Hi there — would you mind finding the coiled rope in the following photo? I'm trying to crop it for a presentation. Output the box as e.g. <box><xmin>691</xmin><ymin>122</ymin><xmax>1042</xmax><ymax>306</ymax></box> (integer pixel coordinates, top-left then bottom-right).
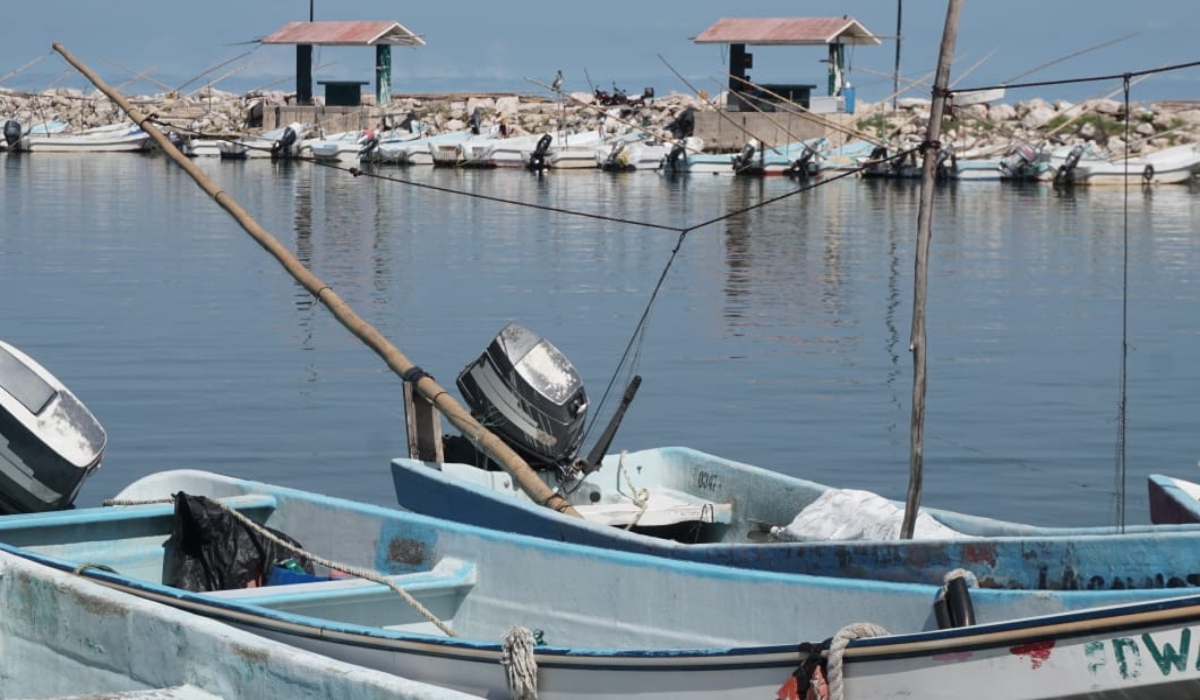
<box><xmin>102</xmin><ymin>496</ymin><xmax>456</xmax><ymax>637</ymax></box>
<box><xmin>500</xmin><ymin>625</ymin><xmax>539</xmax><ymax>700</ymax></box>
<box><xmin>825</xmin><ymin>622</ymin><xmax>890</xmax><ymax>700</ymax></box>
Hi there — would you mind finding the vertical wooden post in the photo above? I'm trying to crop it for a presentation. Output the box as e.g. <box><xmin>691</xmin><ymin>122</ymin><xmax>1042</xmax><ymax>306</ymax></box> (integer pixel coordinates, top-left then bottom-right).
<box><xmin>404</xmin><ymin>383</ymin><xmax>444</xmax><ymax>462</ymax></box>
<box><xmin>375</xmin><ymin>45</ymin><xmax>391</xmax><ymax>107</ymax></box>
<box><xmin>901</xmin><ymin>0</ymin><xmax>963</xmax><ymax>540</ymax></box>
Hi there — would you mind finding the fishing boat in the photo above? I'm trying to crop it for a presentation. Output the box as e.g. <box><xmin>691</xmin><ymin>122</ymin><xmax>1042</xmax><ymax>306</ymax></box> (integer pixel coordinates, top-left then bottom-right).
<box><xmin>217</xmin><ymin>122</ymin><xmax>307</xmax><ymax>160</ymax></box>
<box><xmin>388</xmin><ymin>270</ymin><xmax>1200</xmax><ymax>593</ymax></box>
<box><xmin>730</xmin><ymin>137</ymin><xmax>828</xmax><ymax>178</ymax></box>
<box><xmin>301</xmin><ymin>129</ymin><xmax>367</xmax><ymax>163</ymax></box>
<box><xmin>1148</xmin><ymin>474</ymin><xmax>1200</xmax><ymax>524</ymax></box>
<box><xmin>1053</xmin><ymin>142</ymin><xmax>1200</xmax><ymax>186</ymax></box>
<box><xmin>0</xmin><ymin>548</ymin><xmax>476</xmax><ymax>700</ymax></box>
<box><xmin>2</xmin><ymin>469</ymin><xmax>1199</xmax><ymax>700</ymax></box>
<box><xmin>0</xmin><ymin>339</ymin><xmax>106</xmax><ymax>514</ymax></box>
<box><xmin>12</xmin><ymin>122</ymin><xmax>152</xmax><ymax>153</ymax></box>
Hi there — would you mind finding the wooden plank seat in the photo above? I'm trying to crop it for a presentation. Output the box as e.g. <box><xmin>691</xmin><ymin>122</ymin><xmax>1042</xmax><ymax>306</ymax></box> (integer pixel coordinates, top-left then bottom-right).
<box><xmin>574</xmin><ymin>490</ymin><xmax>733</xmax><ymax>528</ymax></box>
<box><xmin>205</xmin><ymin>557</ymin><xmax>476</xmax><ymax>603</ymax></box>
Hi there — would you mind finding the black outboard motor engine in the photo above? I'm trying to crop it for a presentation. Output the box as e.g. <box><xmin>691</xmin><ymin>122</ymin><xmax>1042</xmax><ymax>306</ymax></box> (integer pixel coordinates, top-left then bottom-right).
<box><xmin>456</xmin><ymin>323</ymin><xmax>589</xmax><ymax>470</ymax></box>
<box><xmin>399</xmin><ymin>110</ymin><xmax>418</xmax><ymax>133</ymax></box>
<box><xmin>787</xmin><ymin>144</ymin><xmax>819</xmax><ymax>180</ymax></box>
<box><xmin>665</xmin><ymin>143</ymin><xmax>687</xmax><ymax>172</ymax></box>
<box><xmin>271</xmin><ymin>125</ymin><xmax>298</xmax><ymax>159</ymax></box>
<box><xmin>666</xmin><ymin>107</ymin><xmax>695</xmax><ymax>140</ymax></box>
<box><xmin>469</xmin><ymin>107</ymin><xmax>483</xmax><ymax>136</ymax></box>
<box><xmin>3</xmin><ymin>119</ymin><xmax>22</xmax><ymax>148</ymax></box>
<box><xmin>1054</xmin><ymin>144</ymin><xmax>1086</xmax><ymax>186</ymax></box>
<box><xmin>732</xmin><ymin>139</ymin><xmax>758</xmax><ymax>172</ymax></box>
<box><xmin>526</xmin><ymin>133</ymin><xmax>554</xmax><ymax>172</ymax></box>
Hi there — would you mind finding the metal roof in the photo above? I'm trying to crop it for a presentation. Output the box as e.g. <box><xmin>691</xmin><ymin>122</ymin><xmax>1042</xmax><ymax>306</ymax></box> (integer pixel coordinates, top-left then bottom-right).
<box><xmin>261</xmin><ymin>21</ymin><xmax>426</xmax><ymax>47</ymax></box>
<box><xmin>692</xmin><ymin>17</ymin><xmax>880</xmax><ymax>46</ymax></box>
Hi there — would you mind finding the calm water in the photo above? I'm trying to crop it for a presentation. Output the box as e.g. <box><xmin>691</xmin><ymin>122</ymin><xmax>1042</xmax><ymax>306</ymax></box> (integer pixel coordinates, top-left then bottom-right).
<box><xmin>3</xmin><ymin>152</ymin><xmax>1199</xmax><ymax>526</ymax></box>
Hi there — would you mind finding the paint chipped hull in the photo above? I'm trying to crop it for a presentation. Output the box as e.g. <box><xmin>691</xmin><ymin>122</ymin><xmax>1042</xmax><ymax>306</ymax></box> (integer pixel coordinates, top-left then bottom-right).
<box><xmin>392</xmin><ymin>446</ymin><xmax>1200</xmax><ymax>593</ymax></box>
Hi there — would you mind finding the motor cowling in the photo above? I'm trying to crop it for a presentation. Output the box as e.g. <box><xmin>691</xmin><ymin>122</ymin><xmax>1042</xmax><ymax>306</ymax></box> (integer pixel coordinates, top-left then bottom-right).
<box><xmin>1054</xmin><ymin>144</ymin><xmax>1087</xmax><ymax>185</ymax></box>
<box><xmin>358</xmin><ymin>131</ymin><xmax>379</xmax><ymax>156</ymax></box>
<box><xmin>469</xmin><ymin>107</ymin><xmax>483</xmax><ymax>135</ymax></box>
<box><xmin>787</xmin><ymin>145</ymin><xmax>818</xmax><ymax>180</ymax></box>
<box><xmin>733</xmin><ymin>139</ymin><xmax>758</xmax><ymax>171</ymax></box>
<box><xmin>271</xmin><ymin>126</ymin><xmax>298</xmax><ymax>158</ymax></box>
<box><xmin>666</xmin><ymin>143</ymin><xmax>686</xmax><ymax>171</ymax></box>
<box><xmin>526</xmin><ymin>133</ymin><xmax>554</xmax><ymax>172</ymax></box>
<box><xmin>3</xmin><ymin>119</ymin><xmax>21</xmax><ymax>148</ymax></box>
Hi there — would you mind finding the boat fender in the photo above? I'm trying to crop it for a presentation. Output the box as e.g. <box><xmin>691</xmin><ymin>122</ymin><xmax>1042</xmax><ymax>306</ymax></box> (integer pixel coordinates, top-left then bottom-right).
<box><xmin>3</xmin><ymin>119</ymin><xmax>21</xmax><ymax>147</ymax></box>
<box><xmin>1143</xmin><ymin>163</ymin><xmax>1155</xmax><ymax>182</ymax></box>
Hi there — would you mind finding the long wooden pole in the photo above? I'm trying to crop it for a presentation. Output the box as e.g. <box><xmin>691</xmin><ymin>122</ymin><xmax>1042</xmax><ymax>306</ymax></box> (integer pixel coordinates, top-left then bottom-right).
<box><xmin>52</xmin><ymin>42</ymin><xmax>581</xmax><ymax>518</ymax></box>
<box><xmin>900</xmin><ymin>0</ymin><xmax>963</xmax><ymax>540</ymax></box>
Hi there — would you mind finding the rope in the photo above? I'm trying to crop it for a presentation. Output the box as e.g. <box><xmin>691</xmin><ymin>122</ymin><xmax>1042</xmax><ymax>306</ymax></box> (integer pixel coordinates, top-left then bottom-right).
<box><xmin>826</xmin><ymin>622</ymin><xmax>889</xmax><ymax>700</ymax></box>
<box><xmin>616</xmin><ymin>451</ymin><xmax>650</xmax><ymax>530</ymax></box>
<box><xmin>500</xmin><ymin>625</ymin><xmax>539</xmax><ymax>700</ymax></box>
<box><xmin>943</xmin><ymin>568</ymin><xmax>978</xmax><ymax>588</ymax></box>
<box><xmin>102</xmin><ymin>496</ymin><xmax>457</xmax><ymax>637</ymax></box>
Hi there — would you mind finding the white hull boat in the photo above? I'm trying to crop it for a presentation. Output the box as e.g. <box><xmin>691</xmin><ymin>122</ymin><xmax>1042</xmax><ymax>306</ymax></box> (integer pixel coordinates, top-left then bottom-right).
<box><xmin>218</xmin><ymin>123</ymin><xmax>307</xmax><ymax>160</ymax></box>
<box><xmin>1</xmin><ymin>549</ymin><xmax>476</xmax><ymax>699</ymax></box>
<box><xmin>1055</xmin><ymin>143</ymin><xmax>1200</xmax><ymax>186</ymax></box>
<box><xmin>15</xmin><ymin>123</ymin><xmax>152</xmax><ymax>153</ymax></box>
<box><xmin>1</xmin><ymin>469</ymin><xmax>1198</xmax><ymax>700</ymax></box>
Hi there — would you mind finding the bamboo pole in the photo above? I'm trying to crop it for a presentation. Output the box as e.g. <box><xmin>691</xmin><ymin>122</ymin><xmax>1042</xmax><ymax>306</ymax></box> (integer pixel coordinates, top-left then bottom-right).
<box><xmin>52</xmin><ymin>41</ymin><xmax>582</xmax><ymax>518</ymax></box>
<box><xmin>901</xmin><ymin>0</ymin><xmax>963</xmax><ymax>540</ymax></box>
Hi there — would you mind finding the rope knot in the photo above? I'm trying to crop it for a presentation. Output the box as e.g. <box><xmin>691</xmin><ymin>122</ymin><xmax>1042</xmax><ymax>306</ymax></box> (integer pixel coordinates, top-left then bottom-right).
<box><xmin>500</xmin><ymin>625</ymin><xmax>539</xmax><ymax>700</ymax></box>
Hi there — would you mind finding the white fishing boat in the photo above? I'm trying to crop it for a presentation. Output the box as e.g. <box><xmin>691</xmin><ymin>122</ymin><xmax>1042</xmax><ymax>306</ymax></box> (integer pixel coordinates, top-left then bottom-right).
<box><xmin>13</xmin><ymin>122</ymin><xmax>152</xmax><ymax>153</ymax></box>
<box><xmin>218</xmin><ymin>122</ymin><xmax>307</xmax><ymax>160</ymax></box>
<box><xmin>1</xmin><ymin>549</ymin><xmax>477</xmax><ymax>700</ymax></box>
<box><xmin>1054</xmin><ymin>142</ymin><xmax>1200</xmax><ymax>186</ymax></box>
<box><xmin>302</xmin><ymin>129</ymin><xmax>367</xmax><ymax>163</ymax></box>
<box><xmin>523</xmin><ymin>130</ymin><xmax>606</xmax><ymax>170</ymax></box>
<box><xmin>1</xmin><ymin>469</ymin><xmax>1198</xmax><ymax>700</ymax></box>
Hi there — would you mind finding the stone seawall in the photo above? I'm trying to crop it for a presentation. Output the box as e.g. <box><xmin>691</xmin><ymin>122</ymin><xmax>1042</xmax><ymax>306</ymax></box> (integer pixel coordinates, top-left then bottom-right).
<box><xmin>2</xmin><ymin>85</ymin><xmax>1197</xmax><ymax>157</ymax></box>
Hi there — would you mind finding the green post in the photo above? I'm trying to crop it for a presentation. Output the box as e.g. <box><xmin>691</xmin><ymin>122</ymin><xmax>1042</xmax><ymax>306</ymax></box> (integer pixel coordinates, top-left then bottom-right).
<box><xmin>376</xmin><ymin>45</ymin><xmax>392</xmax><ymax>107</ymax></box>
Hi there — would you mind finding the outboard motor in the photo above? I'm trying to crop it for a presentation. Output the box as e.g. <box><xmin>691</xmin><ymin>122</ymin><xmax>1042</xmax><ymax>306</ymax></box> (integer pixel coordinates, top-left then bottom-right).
<box><xmin>166</xmin><ymin>131</ymin><xmax>186</xmax><ymax>153</ymax></box>
<box><xmin>934</xmin><ymin>144</ymin><xmax>955</xmax><ymax>180</ymax></box>
<box><xmin>358</xmin><ymin>130</ymin><xmax>380</xmax><ymax>157</ymax></box>
<box><xmin>3</xmin><ymin>119</ymin><xmax>22</xmax><ymax>148</ymax></box>
<box><xmin>469</xmin><ymin>107</ymin><xmax>483</xmax><ymax>136</ymax></box>
<box><xmin>732</xmin><ymin>139</ymin><xmax>759</xmax><ymax>173</ymax></box>
<box><xmin>456</xmin><ymin>323</ymin><xmax>589</xmax><ymax>470</ymax></box>
<box><xmin>399</xmin><ymin>110</ymin><xmax>418</xmax><ymax>134</ymax></box>
<box><xmin>603</xmin><ymin>139</ymin><xmax>628</xmax><ymax>170</ymax></box>
<box><xmin>786</xmin><ymin>144</ymin><xmax>819</xmax><ymax>180</ymax></box>
<box><xmin>665</xmin><ymin>143</ymin><xmax>687</xmax><ymax>172</ymax></box>
<box><xmin>666</xmin><ymin>107</ymin><xmax>696</xmax><ymax>140</ymax></box>
<box><xmin>271</xmin><ymin>125</ymin><xmax>298</xmax><ymax>159</ymax></box>
<box><xmin>526</xmin><ymin>133</ymin><xmax>554</xmax><ymax>172</ymax></box>
<box><xmin>1053</xmin><ymin>144</ymin><xmax>1086</xmax><ymax>186</ymax></box>
<box><xmin>999</xmin><ymin>143</ymin><xmax>1037</xmax><ymax>180</ymax></box>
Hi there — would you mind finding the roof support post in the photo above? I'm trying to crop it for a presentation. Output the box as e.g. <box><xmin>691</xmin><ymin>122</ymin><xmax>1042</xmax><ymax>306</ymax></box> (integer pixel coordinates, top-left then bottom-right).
<box><xmin>376</xmin><ymin>45</ymin><xmax>391</xmax><ymax>107</ymax></box>
<box><xmin>296</xmin><ymin>44</ymin><xmax>313</xmax><ymax>105</ymax></box>
<box><xmin>728</xmin><ymin>43</ymin><xmax>749</xmax><ymax>112</ymax></box>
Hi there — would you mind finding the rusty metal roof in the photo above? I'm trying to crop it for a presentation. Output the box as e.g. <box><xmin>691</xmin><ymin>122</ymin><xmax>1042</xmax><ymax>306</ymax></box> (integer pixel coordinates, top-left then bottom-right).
<box><xmin>692</xmin><ymin>17</ymin><xmax>879</xmax><ymax>46</ymax></box>
<box><xmin>261</xmin><ymin>21</ymin><xmax>425</xmax><ymax>47</ymax></box>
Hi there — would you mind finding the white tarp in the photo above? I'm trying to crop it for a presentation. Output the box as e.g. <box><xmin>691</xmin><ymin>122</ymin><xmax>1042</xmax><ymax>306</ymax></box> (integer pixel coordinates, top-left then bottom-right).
<box><xmin>770</xmin><ymin>488</ymin><xmax>965</xmax><ymax>541</ymax></box>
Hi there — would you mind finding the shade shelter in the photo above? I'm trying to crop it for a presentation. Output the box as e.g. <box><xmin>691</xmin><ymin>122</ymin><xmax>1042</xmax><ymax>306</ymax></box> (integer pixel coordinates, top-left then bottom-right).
<box><xmin>692</xmin><ymin>17</ymin><xmax>879</xmax><ymax>112</ymax></box>
<box><xmin>261</xmin><ymin>21</ymin><xmax>425</xmax><ymax>106</ymax></box>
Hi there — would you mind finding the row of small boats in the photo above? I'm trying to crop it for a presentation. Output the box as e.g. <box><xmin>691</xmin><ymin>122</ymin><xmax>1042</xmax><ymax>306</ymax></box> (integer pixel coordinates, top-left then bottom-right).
<box><xmin>5</xmin><ymin>114</ymin><xmax>1199</xmax><ymax>185</ymax></box>
<box><xmin>9</xmin><ymin>328</ymin><xmax>1200</xmax><ymax>698</ymax></box>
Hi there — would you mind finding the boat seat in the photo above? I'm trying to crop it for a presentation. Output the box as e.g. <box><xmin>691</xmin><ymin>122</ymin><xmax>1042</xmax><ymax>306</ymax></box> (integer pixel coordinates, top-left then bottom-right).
<box><xmin>205</xmin><ymin>556</ymin><xmax>476</xmax><ymax>603</ymax></box>
<box><xmin>574</xmin><ymin>489</ymin><xmax>733</xmax><ymax>528</ymax></box>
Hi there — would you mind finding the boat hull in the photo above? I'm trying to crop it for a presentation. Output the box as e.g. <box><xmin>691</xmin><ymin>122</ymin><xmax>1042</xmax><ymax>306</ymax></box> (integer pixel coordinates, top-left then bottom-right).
<box><xmin>1149</xmin><ymin>474</ymin><xmax>1200</xmax><ymax>524</ymax></box>
<box><xmin>391</xmin><ymin>446</ymin><xmax>1200</xmax><ymax>591</ymax></box>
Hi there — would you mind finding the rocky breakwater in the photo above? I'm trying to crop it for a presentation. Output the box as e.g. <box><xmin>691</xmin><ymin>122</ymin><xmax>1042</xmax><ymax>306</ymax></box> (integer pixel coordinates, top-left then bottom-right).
<box><xmin>2</xmin><ymin>84</ymin><xmax>1198</xmax><ymax>159</ymax></box>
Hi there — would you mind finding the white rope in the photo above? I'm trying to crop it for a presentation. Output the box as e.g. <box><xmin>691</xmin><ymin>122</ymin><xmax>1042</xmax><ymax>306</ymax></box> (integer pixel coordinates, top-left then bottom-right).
<box><xmin>103</xmin><ymin>496</ymin><xmax>457</xmax><ymax>637</ymax></box>
<box><xmin>943</xmin><ymin>567</ymin><xmax>978</xmax><ymax>588</ymax></box>
<box><xmin>616</xmin><ymin>451</ymin><xmax>650</xmax><ymax>531</ymax></box>
<box><xmin>826</xmin><ymin>622</ymin><xmax>889</xmax><ymax>700</ymax></box>
<box><xmin>500</xmin><ymin>625</ymin><xmax>539</xmax><ymax>700</ymax></box>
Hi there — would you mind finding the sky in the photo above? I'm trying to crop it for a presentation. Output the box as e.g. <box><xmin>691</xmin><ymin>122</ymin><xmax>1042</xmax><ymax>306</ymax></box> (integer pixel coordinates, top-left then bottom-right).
<box><xmin>2</xmin><ymin>1</ymin><xmax>1198</xmax><ymax>106</ymax></box>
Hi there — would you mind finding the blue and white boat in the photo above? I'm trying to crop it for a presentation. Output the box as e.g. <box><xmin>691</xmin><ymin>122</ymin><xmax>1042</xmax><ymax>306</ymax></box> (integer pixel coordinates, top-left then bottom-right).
<box><xmin>393</xmin><ymin>445</ymin><xmax>1200</xmax><ymax>591</ymax></box>
<box><xmin>0</xmin><ymin>548</ymin><xmax>477</xmax><ymax>700</ymax></box>
<box><xmin>3</xmin><ymin>468</ymin><xmax>1200</xmax><ymax>699</ymax></box>
<box><xmin>1149</xmin><ymin>474</ymin><xmax>1200</xmax><ymax>524</ymax></box>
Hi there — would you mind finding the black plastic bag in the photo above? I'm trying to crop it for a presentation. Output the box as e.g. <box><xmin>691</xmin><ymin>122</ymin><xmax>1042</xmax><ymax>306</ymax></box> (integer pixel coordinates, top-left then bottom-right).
<box><xmin>166</xmin><ymin>492</ymin><xmax>313</xmax><ymax>592</ymax></box>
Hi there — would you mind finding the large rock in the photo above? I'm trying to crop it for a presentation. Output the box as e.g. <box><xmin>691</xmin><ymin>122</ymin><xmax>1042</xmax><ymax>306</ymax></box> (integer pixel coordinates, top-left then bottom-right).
<box><xmin>1021</xmin><ymin>104</ymin><xmax>1057</xmax><ymax>130</ymax></box>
